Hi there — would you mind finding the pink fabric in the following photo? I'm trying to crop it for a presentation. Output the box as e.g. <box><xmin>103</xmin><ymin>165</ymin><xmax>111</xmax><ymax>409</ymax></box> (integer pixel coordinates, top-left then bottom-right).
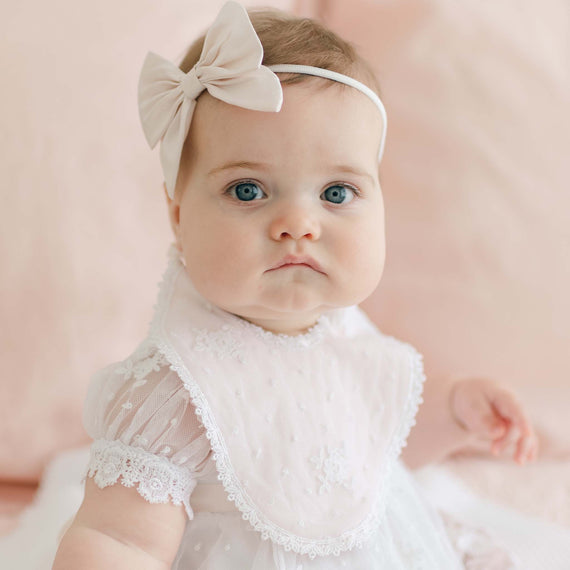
<box><xmin>0</xmin><ymin>0</ymin><xmax>291</xmax><ymax>484</ymax></box>
<box><xmin>297</xmin><ymin>0</ymin><xmax>570</xmax><ymax>457</ymax></box>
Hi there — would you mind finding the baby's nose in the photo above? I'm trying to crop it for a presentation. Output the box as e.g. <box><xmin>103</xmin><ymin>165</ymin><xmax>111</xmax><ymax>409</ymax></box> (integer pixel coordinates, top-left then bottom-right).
<box><xmin>269</xmin><ymin>204</ymin><xmax>321</xmax><ymax>241</ymax></box>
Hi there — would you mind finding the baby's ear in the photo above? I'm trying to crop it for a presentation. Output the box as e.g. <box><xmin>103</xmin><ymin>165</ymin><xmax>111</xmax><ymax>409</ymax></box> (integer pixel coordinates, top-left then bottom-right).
<box><xmin>164</xmin><ymin>183</ymin><xmax>182</xmax><ymax>252</ymax></box>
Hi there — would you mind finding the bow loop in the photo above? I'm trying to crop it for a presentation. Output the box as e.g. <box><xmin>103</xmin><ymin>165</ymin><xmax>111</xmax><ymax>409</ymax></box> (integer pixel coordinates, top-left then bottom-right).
<box><xmin>198</xmin><ymin>0</ymin><xmax>264</xmax><ymax>73</ymax></box>
<box><xmin>138</xmin><ymin>51</ymin><xmax>188</xmax><ymax>149</ymax></box>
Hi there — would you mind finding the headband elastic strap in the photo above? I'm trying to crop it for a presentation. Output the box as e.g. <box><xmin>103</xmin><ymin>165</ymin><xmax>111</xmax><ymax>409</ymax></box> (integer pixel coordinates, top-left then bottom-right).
<box><xmin>269</xmin><ymin>64</ymin><xmax>387</xmax><ymax>161</ymax></box>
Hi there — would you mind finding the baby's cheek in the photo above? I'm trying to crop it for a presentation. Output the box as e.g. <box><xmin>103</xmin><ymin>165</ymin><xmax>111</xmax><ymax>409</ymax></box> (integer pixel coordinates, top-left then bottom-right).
<box><xmin>198</xmin><ymin>234</ymin><xmax>259</xmax><ymax>299</ymax></box>
<box><xmin>348</xmin><ymin>238</ymin><xmax>385</xmax><ymax>298</ymax></box>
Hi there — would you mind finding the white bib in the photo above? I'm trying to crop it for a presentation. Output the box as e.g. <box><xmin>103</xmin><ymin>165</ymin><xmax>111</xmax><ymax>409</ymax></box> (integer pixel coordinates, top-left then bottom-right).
<box><xmin>147</xmin><ymin>247</ymin><xmax>425</xmax><ymax>558</ymax></box>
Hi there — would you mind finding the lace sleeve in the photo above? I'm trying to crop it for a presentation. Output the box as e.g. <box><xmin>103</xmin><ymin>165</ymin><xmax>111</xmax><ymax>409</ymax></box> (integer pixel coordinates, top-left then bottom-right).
<box><xmin>82</xmin><ymin>342</ymin><xmax>211</xmax><ymax>519</ymax></box>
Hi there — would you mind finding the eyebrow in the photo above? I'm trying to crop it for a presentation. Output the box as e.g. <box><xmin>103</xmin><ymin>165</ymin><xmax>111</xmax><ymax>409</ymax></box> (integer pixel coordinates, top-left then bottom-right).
<box><xmin>208</xmin><ymin>161</ymin><xmax>270</xmax><ymax>176</ymax></box>
<box><xmin>334</xmin><ymin>165</ymin><xmax>376</xmax><ymax>184</ymax></box>
<box><xmin>207</xmin><ymin>161</ymin><xmax>376</xmax><ymax>183</ymax></box>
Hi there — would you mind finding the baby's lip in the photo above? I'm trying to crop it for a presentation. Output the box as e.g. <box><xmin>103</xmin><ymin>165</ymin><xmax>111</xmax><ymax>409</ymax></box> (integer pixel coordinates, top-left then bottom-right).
<box><xmin>268</xmin><ymin>254</ymin><xmax>325</xmax><ymax>274</ymax></box>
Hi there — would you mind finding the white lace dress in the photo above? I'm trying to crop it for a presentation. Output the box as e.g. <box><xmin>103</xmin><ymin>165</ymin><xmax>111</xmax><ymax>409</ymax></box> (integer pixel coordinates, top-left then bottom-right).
<box><xmin>82</xmin><ymin>341</ymin><xmax>516</xmax><ymax>570</ymax></box>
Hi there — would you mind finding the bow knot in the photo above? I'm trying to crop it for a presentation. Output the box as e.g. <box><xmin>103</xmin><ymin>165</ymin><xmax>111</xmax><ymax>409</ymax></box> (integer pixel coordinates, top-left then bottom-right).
<box><xmin>181</xmin><ymin>68</ymin><xmax>204</xmax><ymax>100</ymax></box>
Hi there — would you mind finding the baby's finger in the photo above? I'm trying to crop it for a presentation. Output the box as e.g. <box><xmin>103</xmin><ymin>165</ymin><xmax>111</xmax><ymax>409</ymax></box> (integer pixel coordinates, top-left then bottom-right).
<box><xmin>489</xmin><ymin>420</ymin><xmax>509</xmax><ymax>455</ymax></box>
<box><xmin>523</xmin><ymin>432</ymin><xmax>539</xmax><ymax>463</ymax></box>
<box><xmin>490</xmin><ymin>420</ymin><xmax>516</xmax><ymax>454</ymax></box>
<box><xmin>529</xmin><ymin>436</ymin><xmax>540</xmax><ymax>462</ymax></box>
<box><xmin>491</xmin><ymin>392</ymin><xmax>533</xmax><ymax>440</ymax></box>
<box><xmin>514</xmin><ymin>434</ymin><xmax>530</xmax><ymax>464</ymax></box>
<box><xmin>514</xmin><ymin>432</ymin><xmax>538</xmax><ymax>464</ymax></box>
<box><xmin>491</xmin><ymin>440</ymin><xmax>502</xmax><ymax>456</ymax></box>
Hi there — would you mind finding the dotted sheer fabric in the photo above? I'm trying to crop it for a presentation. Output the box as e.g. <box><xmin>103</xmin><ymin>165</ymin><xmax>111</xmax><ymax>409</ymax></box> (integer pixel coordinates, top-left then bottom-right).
<box><xmin>82</xmin><ymin>341</ymin><xmax>213</xmax><ymax>518</ymax></box>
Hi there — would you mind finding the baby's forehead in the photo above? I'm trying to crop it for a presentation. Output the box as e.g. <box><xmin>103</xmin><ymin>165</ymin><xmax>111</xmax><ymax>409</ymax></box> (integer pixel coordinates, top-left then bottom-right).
<box><xmin>189</xmin><ymin>84</ymin><xmax>383</xmax><ymax>167</ymax></box>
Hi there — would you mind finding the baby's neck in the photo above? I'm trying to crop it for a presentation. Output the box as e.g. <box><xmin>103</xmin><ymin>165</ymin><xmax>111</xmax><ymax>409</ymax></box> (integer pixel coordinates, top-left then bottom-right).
<box><xmin>235</xmin><ymin>314</ymin><xmax>322</xmax><ymax>336</ymax></box>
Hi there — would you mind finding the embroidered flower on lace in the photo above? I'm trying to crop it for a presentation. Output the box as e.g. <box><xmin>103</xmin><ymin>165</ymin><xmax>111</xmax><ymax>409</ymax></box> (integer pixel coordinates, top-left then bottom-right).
<box><xmin>191</xmin><ymin>326</ymin><xmax>248</xmax><ymax>363</ymax></box>
<box><xmin>86</xmin><ymin>439</ymin><xmax>195</xmax><ymax>510</ymax></box>
<box><xmin>115</xmin><ymin>342</ymin><xmax>168</xmax><ymax>382</ymax></box>
<box><xmin>310</xmin><ymin>444</ymin><xmax>354</xmax><ymax>495</ymax></box>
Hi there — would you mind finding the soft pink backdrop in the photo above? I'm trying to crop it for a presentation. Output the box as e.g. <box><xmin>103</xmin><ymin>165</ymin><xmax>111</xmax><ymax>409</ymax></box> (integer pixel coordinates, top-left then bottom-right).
<box><xmin>304</xmin><ymin>0</ymin><xmax>570</xmax><ymax>525</ymax></box>
<box><xmin>0</xmin><ymin>0</ymin><xmax>291</xmax><ymax>485</ymax></box>
<box><xmin>314</xmin><ymin>0</ymin><xmax>570</xmax><ymax>458</ymax></box>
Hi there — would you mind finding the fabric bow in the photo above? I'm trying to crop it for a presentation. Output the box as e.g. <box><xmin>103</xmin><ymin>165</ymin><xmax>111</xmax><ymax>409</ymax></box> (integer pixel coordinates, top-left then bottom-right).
<box><xmin>138</xmin><ymin>1</ymin><xmax>283</xmax><ymax>198</ymax></box>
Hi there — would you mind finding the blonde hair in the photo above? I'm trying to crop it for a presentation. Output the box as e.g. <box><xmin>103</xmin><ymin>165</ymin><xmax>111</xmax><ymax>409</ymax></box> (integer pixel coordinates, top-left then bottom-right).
<box><xmin>180</xmin><ymin>9</ymin><xmax>380</xmax><ymax>94</ymax></box>
<box><xmin>174</xmin><ymin>8</ymin><xmax>381</xmax><ymax>196</ymax></box>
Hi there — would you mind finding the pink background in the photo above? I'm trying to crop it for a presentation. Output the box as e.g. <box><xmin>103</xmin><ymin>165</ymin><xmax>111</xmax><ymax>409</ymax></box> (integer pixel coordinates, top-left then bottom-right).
<box><xmin>321</xmin><ymin>0</ymin><xmax>570</xmax><ymax>458</ymax></box>
<box><xmin>0</xmin><ymin>0</ymin><xmax>290</xmax><ymax>484</ymax></box>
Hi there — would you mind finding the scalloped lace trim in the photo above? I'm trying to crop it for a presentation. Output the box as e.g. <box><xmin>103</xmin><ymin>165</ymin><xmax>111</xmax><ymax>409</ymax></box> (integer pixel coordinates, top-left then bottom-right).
<box><xmin>145</xmin><ymin>245</ymin><xmax>427</xmax><ymax>558</ymax></box>
<box><xmin>84</xmin><ymin>439</ymin><xmax>197</xmax><ymax>519</ymax></box>
<box><xmin>391</xmin><ymin>339</ymin><xmax>426</xmax><ymax>458</ymax></box>
<box><xmin>229</xmin><ymin>311</ymin><xmax>332</xmax><ymax>349</ymax></box>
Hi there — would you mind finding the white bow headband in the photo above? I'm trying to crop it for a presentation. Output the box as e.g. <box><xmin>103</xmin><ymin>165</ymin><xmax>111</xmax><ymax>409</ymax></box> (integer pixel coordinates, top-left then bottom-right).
<box><xmin>138</xmin><ymin>1</ymin><xmax>388</xmax><ymax>199</ymax></box>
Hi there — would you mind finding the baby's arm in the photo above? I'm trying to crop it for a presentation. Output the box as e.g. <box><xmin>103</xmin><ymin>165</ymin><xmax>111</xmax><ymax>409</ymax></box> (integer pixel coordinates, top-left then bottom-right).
<box><xmin>52</xmin><ymin>477</ymin><xmax>186</xmax><ymax>569</ymax></box>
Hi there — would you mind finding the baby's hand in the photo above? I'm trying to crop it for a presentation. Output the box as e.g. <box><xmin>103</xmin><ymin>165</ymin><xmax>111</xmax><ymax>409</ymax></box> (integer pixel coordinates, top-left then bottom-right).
<box><xmin>449</xmin><ymin>378</ymin><xmax>538</xmax><ymax>465</ymax></box>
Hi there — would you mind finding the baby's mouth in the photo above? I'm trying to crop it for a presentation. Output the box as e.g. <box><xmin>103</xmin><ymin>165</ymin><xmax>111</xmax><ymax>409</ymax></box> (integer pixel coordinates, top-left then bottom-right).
<box><xmin>268</xmin><ymin>254</ymin><xmax>325</xmax><ymax>274</ymax></box>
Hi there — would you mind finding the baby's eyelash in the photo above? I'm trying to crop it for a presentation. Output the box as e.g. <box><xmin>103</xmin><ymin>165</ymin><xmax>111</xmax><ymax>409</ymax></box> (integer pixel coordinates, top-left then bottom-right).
<box><xmin>224</xmin><ymin>179</ymin><xmax>258</xmax><ymax>192</ymax></box>
<box><xmin>336</xmin><ymin>183</ymin><xmax>361</xmax><ymax>196</ymax></box>
<box><xmin>222</xmin><ymin>180</ymin><xmax>362</xmax><ymax>203</ymax></box>
<box><xmin>223</xmin><ymin>180</ymin><xmax>267</xmax><ymax>202</ymax></box>
<box><xmin>321</xmin><ymin>183</ymin><xmax>362</xmax><ymax>205</ymax></box>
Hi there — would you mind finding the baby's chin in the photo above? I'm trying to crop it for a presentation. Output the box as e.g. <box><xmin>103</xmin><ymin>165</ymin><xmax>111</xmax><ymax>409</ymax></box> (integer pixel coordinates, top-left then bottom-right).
<box><xmin>220</xmin><ymin>296</ymin><xmax>363</xmax><ymax>335</ymax></box>
<box><xmin>233</xmin><ymin>312</ymin><xmax>325</xmax><ymax>336</ymax></box>
<box><xmin>228</xmin><ymin>304</ymin><xmax>325</xmax><ymax>325</ymax></box>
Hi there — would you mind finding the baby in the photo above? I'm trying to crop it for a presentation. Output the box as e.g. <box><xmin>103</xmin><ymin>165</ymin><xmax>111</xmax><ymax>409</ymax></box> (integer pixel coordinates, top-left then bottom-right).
<box><xmin>53</xmin><ymin>3</ymin><xmax>536</xmax><ymax>568</ymax></box>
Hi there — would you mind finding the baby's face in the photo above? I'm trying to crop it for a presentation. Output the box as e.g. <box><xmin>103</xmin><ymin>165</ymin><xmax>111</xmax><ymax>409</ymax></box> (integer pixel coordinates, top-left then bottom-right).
<box><xmin>169</xmin><ymin>81</ymin><xmax>385</xmax><ymax>335</ymax></box>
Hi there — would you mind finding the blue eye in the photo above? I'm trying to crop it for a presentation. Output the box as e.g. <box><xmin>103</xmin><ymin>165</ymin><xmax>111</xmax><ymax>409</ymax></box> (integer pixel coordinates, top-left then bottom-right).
<box><xmin>321</xmin><ymin>185</ymin><xmax>356</xmax><ymax>204</ymax></box>
<box><xmin>230</xmin><ymin>182</ymin><xmax>264</xmax><ymax>202</ymax></box>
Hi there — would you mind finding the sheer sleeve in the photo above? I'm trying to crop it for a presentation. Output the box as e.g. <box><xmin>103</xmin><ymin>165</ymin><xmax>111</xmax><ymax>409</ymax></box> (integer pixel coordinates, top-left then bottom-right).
<box><xmin>82</xmin><ymin>342</ymin><xmax>211</xmax><ymax>519</ymax></box>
